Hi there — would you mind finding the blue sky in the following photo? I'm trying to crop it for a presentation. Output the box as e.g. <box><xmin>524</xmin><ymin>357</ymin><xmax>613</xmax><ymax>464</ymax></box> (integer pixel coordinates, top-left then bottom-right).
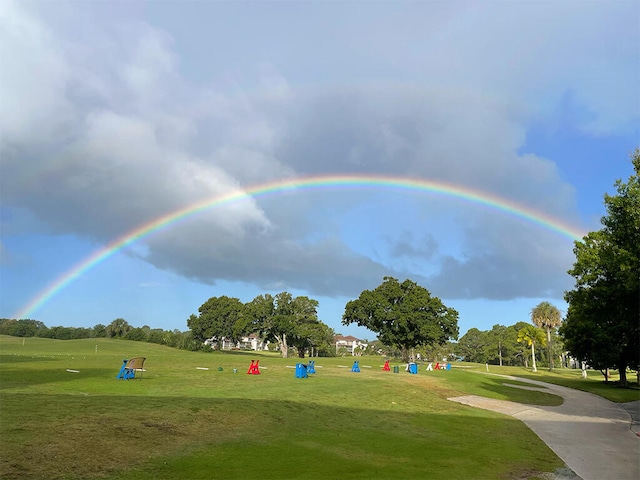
<box><xmin>1</xmin><ymin>0</ymin><xmax>638</xmax><ymax>340</ymax></box>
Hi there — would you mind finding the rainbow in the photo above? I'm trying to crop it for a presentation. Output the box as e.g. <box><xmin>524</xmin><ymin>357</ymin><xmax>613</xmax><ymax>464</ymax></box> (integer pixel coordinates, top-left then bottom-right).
<box><xmin>14</xmin><ymin>174</ymin><xmax>586</xmax><ymax>319</ymax></box>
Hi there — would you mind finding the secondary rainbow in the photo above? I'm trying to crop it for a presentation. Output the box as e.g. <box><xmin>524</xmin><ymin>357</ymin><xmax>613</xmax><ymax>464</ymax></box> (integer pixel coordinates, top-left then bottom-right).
<box><xmin>14</xmin><ymin>174</ymin><xmax>587</xmax><ymax>319</ymax></box>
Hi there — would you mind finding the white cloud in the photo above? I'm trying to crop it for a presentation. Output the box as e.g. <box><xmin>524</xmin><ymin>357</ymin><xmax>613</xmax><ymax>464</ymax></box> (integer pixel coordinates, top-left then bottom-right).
<box><xmin>1</xmin><ymin>1</ymin><xmax>635</xmax><ymax>305</ymax></box>
<box><xmin>0</xmin><ymin>0</ymin><xmax>72</xmax><ymax>147</ymax></box>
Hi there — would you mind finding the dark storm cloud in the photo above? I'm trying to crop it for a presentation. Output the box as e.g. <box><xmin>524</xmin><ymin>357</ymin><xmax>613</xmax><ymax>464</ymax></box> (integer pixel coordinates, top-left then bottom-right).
<box><xmin>2</xmin><ymin>0</ymin><xmax>634</xmax><ymax>304</ymax></box>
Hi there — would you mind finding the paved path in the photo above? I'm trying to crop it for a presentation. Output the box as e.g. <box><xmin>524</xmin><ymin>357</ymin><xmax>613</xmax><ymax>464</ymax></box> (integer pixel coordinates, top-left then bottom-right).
<box><xmin>448</xmin><ymin>374</ymin><xmax>640</xmax><ymax>480</ymax></box>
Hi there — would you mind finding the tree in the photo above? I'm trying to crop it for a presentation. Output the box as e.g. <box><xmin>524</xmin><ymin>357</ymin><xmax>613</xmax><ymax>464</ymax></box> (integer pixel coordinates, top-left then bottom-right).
<box><xmin>421</xmin><ymin>341</ymin><xmax>457</xmax><ymax>363</ymax></box>
<box><xmin>342</xmin><ymin>277</ymin><xmax>459</xmax><ymax>362</ymax></box>
<box><xmin>509</xmin><ymin>321</ymin><xmax>531</xmax><ymax>367</ymax></box>
<box><xmin>0</xmin><ymin>319</ymin><xmax>48</xmax><ymax>337</ymax></box>
<box><xmin>561</xmin><ymin>149</ymin><xmax>640</xmax><ymax>386</ymax></box>
<box><xmin>485</xmin><ymin>324</ymin><xmax>514</xmax><ymax>366</ymax></box>
<box><xmin>40</xmin><ymin>326</ymin><xmax>91</xmax><ymax>340</ymax></box>
<box><xmin>188</xmin><ymin>296</ymin><xmax>248</xmax><ymax>349</ymax></box>
<box><xmin>517</xmin><ymin>325</ymin><xmax>546</xmax><ymax>372</ymax></box>
<box><xmin>91</xmin><ymin>324</ymin><xmax>107</xmax><ymax>338</ymax></box>
<box><xmin>247</xmin><ymin>293</ymin><xmax>292</xmax><ymax>357</ymax></box>
<box><xmin>107</xmin><ymin>318</ymin><xmax>131</xmax><ymax>338</ymax></box>
<box><xmin>531</xmin><ymin>301</ymin><xmax>562</xmax><ymax>370</ymax></box>
<box><xmin>163</xmin><ymin>329</ymin><xmax>183</xmax><ymax>348</ymax></box>
<box><xmin>177</xmin><ymin>330</ymin><xmax>202</xmax><ymax>351</ymax></box>
<box><xmin>311</xmin><ymin>322</ymin><xmax>337</xmax><ymax>357</ymax></box>
<box><xmin>124</xmin><ymin>327</ymin><xmax>148</xmax><ymax>342</ymax></box>
<box><xmin>455</xmin><ymin>328</ymin><xmax>489</xmax><ymax>363</ymax></box>
<box><xmin>246</xmin><ymin>292</ymin><xmax>329</xmax><ymax>358</ymax></box>
<box><xmin>362</xmin><ymin>339</ymin><xmax>390</xmax><ymax>356</ymax></box>
<box><xmin>147</xmin><ymin>329</ymin><xmax>165</xmax><ymax>344</ymax></box>
<box><xmin>287</xmin><ymin>296</ymin><xmax>333</xmax><ymax>358</ymax></box>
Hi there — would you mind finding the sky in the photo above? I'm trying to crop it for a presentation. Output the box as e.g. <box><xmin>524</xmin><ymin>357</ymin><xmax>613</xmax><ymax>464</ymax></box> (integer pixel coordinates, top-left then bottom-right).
<box><xmin>1</xmin><ymin>0</ymin><xmax>638</xmax><ymax>340</ymax></box>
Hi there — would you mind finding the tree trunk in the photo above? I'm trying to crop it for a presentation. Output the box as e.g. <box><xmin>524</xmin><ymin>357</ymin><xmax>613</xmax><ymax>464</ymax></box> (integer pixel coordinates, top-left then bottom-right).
<box><xmin>277</xmin><ymin>333</ymin><xmax>288</xmax><ymax>358</ymax></box>
<box><xmin>546</xmin><ymin>326</ymin><xmax>553</xmax><ymax>370</ymax></box>
<box><xmin>618</xmin><ymin>362</ymin><xmax>627</xmax><ymax>387</ymax></box>
<box><xmin>298</xmin><ymin>349</ymin><xmax>305</xmax><ymax>358</ymax></box>
<box><xmin>498</xmin><ymin>341</ymin><xmax>503</xmax><ymax>366</ymax></box>
<box><xmin>619</xmin><ymin>368</ymin><xmax>627</xmax><ymax>386</ymax></box>
<box><xmin>531</xmin><ymin>343</ymin><xmax>537</xmax><ymax>372</ymax></box>
<box><xmin>401</xmin><ymin>346</ymin><xmax>410</xmax><ymax>363</ymax></box>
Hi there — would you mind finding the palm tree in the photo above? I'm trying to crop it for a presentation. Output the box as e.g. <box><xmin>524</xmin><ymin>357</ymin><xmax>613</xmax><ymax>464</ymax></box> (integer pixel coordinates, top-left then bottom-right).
<box><xmin>531</xmin><ymin>302</ymin><xmax>562</xmax><ymax>370</ymax></box>
<box><xmin>517</xmin><ymin>325</ymin><xmax>546</xmax><ymax>372</ymax></box>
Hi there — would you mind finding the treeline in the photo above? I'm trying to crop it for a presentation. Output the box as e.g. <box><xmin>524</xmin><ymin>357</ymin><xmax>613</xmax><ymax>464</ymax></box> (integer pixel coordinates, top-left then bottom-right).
<box><xmin>189</xmin><ymin>292</ymin><xmax>336</xmax><ymax>358</ymax></box>
<box><xmin>1</xmin><ymin>290</ymin><xmax>347</xmax><ymax>359</ymax></box>
<box><xmin>0</xmin><ymin>318</ymin><xmax>198</xmax><ymax>350</ymax></box>
<box><xmin>0</xmin><ymin>289</ymin><xmax>338</xmax><ymax>358</ymax></box>
<box><xmin>454</xmin><ymin>322</ymin><xmax>564</xmax><ymax>368</ymax></box>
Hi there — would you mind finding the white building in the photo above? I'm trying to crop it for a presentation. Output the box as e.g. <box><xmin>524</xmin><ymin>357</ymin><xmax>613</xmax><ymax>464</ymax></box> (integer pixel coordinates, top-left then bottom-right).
<box><xmin>205</xmin><ymin>334</ymin><xmax>269</xmax><ymax>351</ymax></box>
<box><xmin>334</xmin><ymin>335</ymin><xmax>367</xmax><ymax>355</ymax></box>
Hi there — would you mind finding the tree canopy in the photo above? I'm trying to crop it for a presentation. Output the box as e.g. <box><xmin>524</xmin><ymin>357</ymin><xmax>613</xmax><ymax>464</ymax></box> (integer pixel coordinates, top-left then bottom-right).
<box><xmin>188</xmin><ymin>296</ymin><xmax>248</xmax><ymax>349</ymax></box>
<box><xmin>561</xmin><ymin>148</ymin><xmax>640</xmax><ymax>385</ymax></box>
<box><xmin>107</xmin><ymin>318</ymin><xmax>131</xmax><ymax>338</ymax></box>
<box><xmin>246</xmin><ymin>292</ymin><xmax>332</xmax><ymax>358</ymax></box>
<box><xmin>454</xmin><ymin>321</ymin><xmax>545</xmax><ymax>367</ymax></box>
<box><xmin>342</xmin><ymin>277</ymin><xmax>459</xmax><ymax>361</ymax></box>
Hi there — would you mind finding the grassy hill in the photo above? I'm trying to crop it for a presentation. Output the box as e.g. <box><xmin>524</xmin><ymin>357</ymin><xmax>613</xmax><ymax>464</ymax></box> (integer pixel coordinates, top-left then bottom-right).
<box><xmin>1</xmin><ymin>335</ymin><xmax>625</xmax><ymax>480</ymax></box>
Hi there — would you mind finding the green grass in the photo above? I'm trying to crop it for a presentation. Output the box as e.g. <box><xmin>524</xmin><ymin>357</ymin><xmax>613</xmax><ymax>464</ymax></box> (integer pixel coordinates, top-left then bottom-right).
<box><xmin>1</xmin><ymin>336</ymin><xmax>612</xmax><ymax>480</ymax></box>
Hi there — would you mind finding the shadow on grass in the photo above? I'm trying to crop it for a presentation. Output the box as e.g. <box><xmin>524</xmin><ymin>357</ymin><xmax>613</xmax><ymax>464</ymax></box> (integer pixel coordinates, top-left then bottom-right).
<box><xmin>437</xmin><ymin>370</ymin><xmax>564</xmax><ymax>406</ymax></box>
<box><xmin>0</xmin><ymin>353</ymin><xmax>63</xmax><ymax>364</ymax></box>
<box><xmin>0</xmin><ymin>392</ymin><xmax>564</xmax><ymax>480</ymax></box>
<box><xmin>480</xmin><ymin>382</ymin><xmax>563</xmax><ymax>406</ymax></box>
<box><xmin>0</xmin><ymin>366</ymin><xmax>122</xmax><ymax>389</ymax></box>
<box><xmin>506</xmin><ymin>372</ymin><xmax>640</xmax><ymax>403</ymax></box>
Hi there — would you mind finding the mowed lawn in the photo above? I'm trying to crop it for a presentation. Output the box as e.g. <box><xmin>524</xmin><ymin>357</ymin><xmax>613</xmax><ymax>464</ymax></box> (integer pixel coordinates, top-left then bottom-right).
<box><xmin>1</xmin><ymin>336</ymin><xmax>577</xmax><ymax>480</ymax></box>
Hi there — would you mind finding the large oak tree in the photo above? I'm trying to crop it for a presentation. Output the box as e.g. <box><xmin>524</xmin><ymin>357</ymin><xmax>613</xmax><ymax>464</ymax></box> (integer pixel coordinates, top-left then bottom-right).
<box><xmin>188</xmin><ymin>295</ymin><xmax>248</xmax><ymax>349</ymax></box>
<box><xmin>342</xmin><ymin>277</ymin><xmax>459</xmax><ymax>362</ymax></box>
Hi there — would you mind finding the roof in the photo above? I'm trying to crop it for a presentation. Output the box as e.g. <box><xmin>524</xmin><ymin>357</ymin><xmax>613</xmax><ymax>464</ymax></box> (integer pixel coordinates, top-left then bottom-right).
<box><xmin>334</xmin><ymin>335</ymin><xmax>361</xmax><ymax>342</ymax></box>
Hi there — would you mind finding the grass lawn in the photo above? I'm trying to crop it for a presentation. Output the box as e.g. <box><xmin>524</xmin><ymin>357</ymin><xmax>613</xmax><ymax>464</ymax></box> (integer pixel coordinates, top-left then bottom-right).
<box><xmin>1</xmin><ymin>336</ymin><xmax>632</xmax><ymax>480</ymax></box>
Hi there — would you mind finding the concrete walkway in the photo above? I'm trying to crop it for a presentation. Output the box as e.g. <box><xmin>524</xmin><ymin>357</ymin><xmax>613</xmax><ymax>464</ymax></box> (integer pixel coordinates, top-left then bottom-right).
<box><xmin>448</xmin><ymin>374</ymin><xmax>640</xmax><ymax>480</ymax></box>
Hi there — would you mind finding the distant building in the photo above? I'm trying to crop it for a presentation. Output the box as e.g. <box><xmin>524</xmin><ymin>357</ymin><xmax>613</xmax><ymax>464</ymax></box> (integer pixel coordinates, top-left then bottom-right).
<box><xmin>238</xmin><ymin>334</ymin><xmax>269</xmax><ymax>351</ymax></box>
<box><xmin>205</xmin><ymin>334</ymin><xmax>269</xmax><ymax>351</ymax></box>
<box><xmin>334</xmin><ymin>335</ymin><xmax>367</xmax><ymax>356</ymax></box>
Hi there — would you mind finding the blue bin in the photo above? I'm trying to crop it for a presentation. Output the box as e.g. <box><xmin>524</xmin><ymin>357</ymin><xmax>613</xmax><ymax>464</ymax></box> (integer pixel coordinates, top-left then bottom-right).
<box><xmin>295</xmin><ymin>363</ymin><xmax>308</xmax><ymax>378</ymax></box>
